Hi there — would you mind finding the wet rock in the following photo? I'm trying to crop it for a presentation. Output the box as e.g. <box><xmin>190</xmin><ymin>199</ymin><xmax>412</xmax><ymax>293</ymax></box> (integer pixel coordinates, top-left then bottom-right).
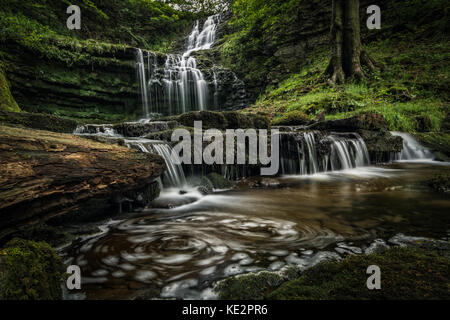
<box><xmin>388</xmin><ymin>234</ymin><xmax>450</xmax><ymax>258</ymax></box>
<box><xmin>427</xmin><ymin>175</ymin><xmax>450</xmax><ymax>193</ymax></box>
<box><xmin>308</xmin><ymin>112</ymin><xmax>387</xmax><ymax>132</ymax></box>
<box><xmin>206</xmin><ymin>173</ymin><xmax>235</xmax><ymax>189</ymax></box>
<box><xmin>249</xmin><ymin>178</ymin><xmax>288</xmax><ymax>189</ymax></box>
<box><xmin>335</xmin><ymin>242</ymin><xmax>363</xmax><ymax>255</ymax></box>
<box><xmin>364</xmin><ymin>239</ymin><xmax>390</xmax><ymax>255</ymax></box>
<box><xmin>0</xmin><ymin>125</ymin><xmax>165</xmax><ymax>240</ymax></box>
<box><xmin>165</xmin><ymin>111</ymin><xmax>270</xmax><ymax>130</ymax></box>
<box><xmin>114</xmin><ymin>121</ymin><xmax>178</xmax><ymax>137</ymax></box>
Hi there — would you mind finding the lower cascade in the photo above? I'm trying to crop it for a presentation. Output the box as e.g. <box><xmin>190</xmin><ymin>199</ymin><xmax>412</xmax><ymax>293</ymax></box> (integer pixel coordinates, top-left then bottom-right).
<box><xmin>280</xmin><ymin>132</ymin><xmax>370</xmax><ymax>175</ymax></box>
<box><xmin>125</xmin><ymin>139</ymin><xmax>187</xmax><ymax>188</ymax></box>
<box><xmin>390</xmin><ymin>132</ymin><xmax>434</xmax><ymax>160</ymax></box>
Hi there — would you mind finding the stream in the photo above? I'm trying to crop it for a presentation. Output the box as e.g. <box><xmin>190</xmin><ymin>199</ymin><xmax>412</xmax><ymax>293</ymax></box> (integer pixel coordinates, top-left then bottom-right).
<box><xmin>63</xmin><ymin>161</ymin><xmax>450</xmax><ymax>300</ymax></box>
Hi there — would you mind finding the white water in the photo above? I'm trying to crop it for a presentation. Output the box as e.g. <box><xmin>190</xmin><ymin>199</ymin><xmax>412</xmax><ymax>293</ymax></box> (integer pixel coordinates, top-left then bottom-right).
<box><xmin>125</xmin><ymin>139</ymin><xmax>187</xmax><ymax>188</ymax></box>
<box><xmin>137</xmin><ymin>15</ymin><xmax>221</xmax><ymax>117</ymax></box>
<box><xmin>281</xmin><ymin>132</ymin><xmax>371</xmax><ymax>175</ymax></box>
<box><xmin>391</xmin><ymin>132</ymin><xmax>434</xmax><ymax>160</ymax></box>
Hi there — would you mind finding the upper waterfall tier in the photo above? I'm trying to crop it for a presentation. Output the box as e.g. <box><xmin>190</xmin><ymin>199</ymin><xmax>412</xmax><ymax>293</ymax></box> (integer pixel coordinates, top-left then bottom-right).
<box><xmin>136</xmin><ymin>14</ymin><xmax>248</xmax><ymax>118</ymax></box>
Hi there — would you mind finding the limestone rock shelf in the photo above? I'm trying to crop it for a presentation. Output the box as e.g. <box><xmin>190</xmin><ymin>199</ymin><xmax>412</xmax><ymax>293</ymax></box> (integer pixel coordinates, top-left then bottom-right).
<box><xmin>0</xmin><ymin>125</ymin><xmax>165</xmax><ymax>240</ymax></box>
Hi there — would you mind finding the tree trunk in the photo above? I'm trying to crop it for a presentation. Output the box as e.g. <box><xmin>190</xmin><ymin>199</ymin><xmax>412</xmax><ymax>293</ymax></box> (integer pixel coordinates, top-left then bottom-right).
<box><xmin>325</xmin><ymin>0</ymin><xmax>375</xmax><ymax>84</ymax></box>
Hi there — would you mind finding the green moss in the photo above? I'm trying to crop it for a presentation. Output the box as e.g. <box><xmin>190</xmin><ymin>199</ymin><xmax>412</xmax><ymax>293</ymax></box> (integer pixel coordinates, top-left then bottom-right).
<box><xmin>272</xmin><ymin>110</ymin><xmax>311</xmax><ymax>126</ymax></box>
<box><xmin>214</xmin><ymin>271</ymin><xmax>284</xmax><ymax>300</ymax></box>
<box><xmin>0</xmin><ymin>239</ymin><xmax>66</xmax><ymax>300</ymax></box>
<box><xmin>267</xmin><ymin>247</ymin><xmax>450</xmax><ymax>300</ymax></box>
<box><xmin>0</xmin><ymin>66</ymin><xmax>20</xmax><ymax>113</ymax></box>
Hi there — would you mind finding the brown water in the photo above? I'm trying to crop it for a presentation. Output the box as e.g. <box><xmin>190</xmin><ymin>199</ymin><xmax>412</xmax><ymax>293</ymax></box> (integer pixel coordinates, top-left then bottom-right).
<box><xmin>63</xmin><ymin>162</ymin><xmax>450</xmax><ymax>300</ymax></box>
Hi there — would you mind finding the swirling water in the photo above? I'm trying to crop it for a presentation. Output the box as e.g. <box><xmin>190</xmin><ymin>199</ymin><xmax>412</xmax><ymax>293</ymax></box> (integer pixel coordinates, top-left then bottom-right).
<box><xmin>63</xmin><ymin>163</ymin><xmax>450</xmax><ymax>300</ymax></box>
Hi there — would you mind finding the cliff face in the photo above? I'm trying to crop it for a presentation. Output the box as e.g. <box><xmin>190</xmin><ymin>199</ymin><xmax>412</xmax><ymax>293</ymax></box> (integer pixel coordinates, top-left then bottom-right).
<box><xmin>2</xmin><ymin>42</ymin><xmax>148</xmax><ymax>123</ymax></box>
<box><xmin>0</xmin><ymin>125</ymin><xmax>166</xmax><ymax>240</ymax></box>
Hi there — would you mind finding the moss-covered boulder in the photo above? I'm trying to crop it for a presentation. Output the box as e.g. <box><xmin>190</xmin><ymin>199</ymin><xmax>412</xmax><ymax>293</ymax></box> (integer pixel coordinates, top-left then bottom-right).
<box><xmin>309</xmin><ymin>112</ymin><xmax>387</xmax><ymax>132</ymax></box>
<box><xmin>214</xmin><ymin>271</ymin><xmax>284</xmax><ymax>300</ymax></box>
<box><xmin>0</xmin><ymin>110</ymin><xmax>78</xmax><ymax>133</ymax></box>
<box><xmin>166</xmin><ymin>111</ymin><xmax>270</xmax><ymax>131</ymax></box>
<box><xmin>267</xmin><ymin>247</ymin><xmax>450</xmax><ymax>300</ymax></box>
<box><xmin>427</xmin><ymin>175</ymin><xmax>450</xmax><ymax>193</ymax></box>
<box><xmin>272</xmin><ymin>110</ymin><xmax>311</xmax><ymax>126</ymax></box>
<box><xmin>0</xmin><ymin>67</ymin><xmax>20</xmax><ymax>113</ymax></box>
<box><xmin>414</xmin><ymin>132</ymin><xmax>450</xmax><ymax>162</ymax></box>
<box><xmin>206</xmin><ymin>173</ymin><xmax>235</xmax><ymax>189</ymax></box>
<box><xmin>222</xmin><ymin>112</ymin><xmax>270</xmax><ymax>129</ymax></box>
<box><xmin>0</xmin><ymin>239</ymin><xmax>66</xmax><ymax>300</ymax></box>
<box><xmin>168</xmin><ymin>111</ymin><xmax>228</xmax><ymax>130</ymax></box>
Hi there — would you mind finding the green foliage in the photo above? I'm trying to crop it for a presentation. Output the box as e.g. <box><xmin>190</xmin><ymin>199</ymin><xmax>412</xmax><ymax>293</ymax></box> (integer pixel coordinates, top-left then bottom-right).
<box><xmin>246</xmin><ymin>35</ymin><xmax>448</xmax><ymax>133</ymax></box>
<box><xmin>0</xmin><ymin>239</ymin><xmax>66</xmax><ymax>300</ymax></box>
<box><xmin>219</xmin><ymin>0</ymin><xmax>311</xmax><ymax>90</ymax></box>
<box><xmin>267</xmin><ymin>247</ymin><xmax>450</xmax><ymax>300</ymax></box>
<box><xmin>0</xmin><ymin>0</ymin><xmax>194</xmax><ymax>53</ymax></box>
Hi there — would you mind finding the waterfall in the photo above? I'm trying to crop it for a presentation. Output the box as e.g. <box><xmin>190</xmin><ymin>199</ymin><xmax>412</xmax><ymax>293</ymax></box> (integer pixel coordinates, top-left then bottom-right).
<box><xmin>126</xmin><ymin>140</ymin><xmax>187</xmax><ymax>188</ymax></box>
<box><xmin>390</xmin><ymin>132</ymin><xmax>434</xmax><ymax>160</ymax></box>
<box><xmin>281</xmin><ymin>132</ymin><xmax>370</xmax><ymax>175</ymax></box>
<box><xmin>136</xmin><ymin>49</ymin><xmax>149</xmax><ymax>118</ymax></box>
<box><xmin>136</xmin><ymin>15</ymin><xmax>221</xmax><ymax>117</ymax></box>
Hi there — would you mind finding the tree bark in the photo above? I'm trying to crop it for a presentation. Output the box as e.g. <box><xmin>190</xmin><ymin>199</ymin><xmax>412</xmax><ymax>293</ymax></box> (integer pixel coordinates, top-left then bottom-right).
<box><xmin>325</xmin><ymin>0</ymin><xmax>375</xmax><ymax>84</ymax></box>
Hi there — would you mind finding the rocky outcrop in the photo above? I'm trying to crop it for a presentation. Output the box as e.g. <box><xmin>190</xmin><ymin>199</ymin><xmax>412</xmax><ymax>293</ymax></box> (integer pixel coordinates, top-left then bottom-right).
<box><xmin>2</xmin><ymin>42</ymin><xmax>149</xmax><ymax>123</ymax></box>
<box><xmin>0</xmin><ymin>125</ymin><xmax>165</xmax><ymax>240</ymax></box>
<box><xmin>0</xmin><ymin>110</ymin><xmax>78</xmax><ymax>134</ymax></box>
<box><xmin>307</xmin><ymin>113</ymin><xmax>403</xmax><ymax>161</ymax></box>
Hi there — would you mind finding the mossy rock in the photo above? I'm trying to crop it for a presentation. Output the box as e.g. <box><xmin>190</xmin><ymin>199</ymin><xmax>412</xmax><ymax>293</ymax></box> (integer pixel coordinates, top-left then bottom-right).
<box><xmin>214</xmin><ymin>271</ymin><xmax>284</xmax><ymax>300</ymax></box>
<box><xmin>310</xmin><ymin>112</ymin><xmax>386</xmax><ymax>132</ymax></box>
<box><xmin>0</xmin><ymin>110</ymin><xmax>78</xmax><ymax>133</ymax></box>
<box><xmin>188</xmin><ymin>176</ymin><xmax>214</xmax><ymax>194</ymax></box>
<box><xmin>267</xmin><ymin>247</ymin><xmax>450</xmax><ymax>300</ymax></box>
<box><xmin>414</xmin><ymin>132</ymin><xmax>450</xmax><ymax>161</ymax></box>
<box><xmin>206</xmin><ymin>173</ymin><xmax>235</xmax><ymax>189</ymax></box>
<box><xmin>0</xmin><ymin>239</ymin><xmax>66</xmax><ymax>300</ymax></box>
<box><xmin>272</xmin><ymin>110</ymin><xmax>311</xmax><ymax>126</ymax></box>
<box><xmin>167</xmin><ymin>111</ymin><xmax>270</xmax><ymax>130</ymax></box>
<box><xmin>0</xmin><ymin>67</ymin><xmax>20</xmax><ymax>113</ymax></box>
<box><xmin>169</xmin><ymin>111</ymin><xmax>228</xmax><ymax>130</ymax></box>
<box><xmin>427</xmin><ymin>175</ymin><xmax>450</xmax><ymax>193</ymax></box>
<box><xmin>223</xmin><ymin>112</ymin><xmax>270</xmax><ymax>129</ymax></box>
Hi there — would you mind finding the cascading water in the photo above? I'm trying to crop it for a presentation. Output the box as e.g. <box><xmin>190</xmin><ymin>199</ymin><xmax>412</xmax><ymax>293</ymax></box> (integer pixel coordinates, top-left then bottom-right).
<box><xmin>280</xmin><ymin>132</ymin><xmax>371</xmax><ymax>175</ymax></box>
<box><xmin>137</xmin><ymin>14</ymin><xmax>221</xmax><ymax>117</ymax></box>
<box><xmin>136</xmin><ymin>49</ymin><xmax>150</xmax><ymax>118</ymax></box>
<box><xmin>390</xmin><ymin>132</ymin><xmax>434</xmax><ymax>160</ymax></box>
<box><xmin>125</xmin><ymin>139</ymin><xmax>187</xmax><ymax>188</ymax></box>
